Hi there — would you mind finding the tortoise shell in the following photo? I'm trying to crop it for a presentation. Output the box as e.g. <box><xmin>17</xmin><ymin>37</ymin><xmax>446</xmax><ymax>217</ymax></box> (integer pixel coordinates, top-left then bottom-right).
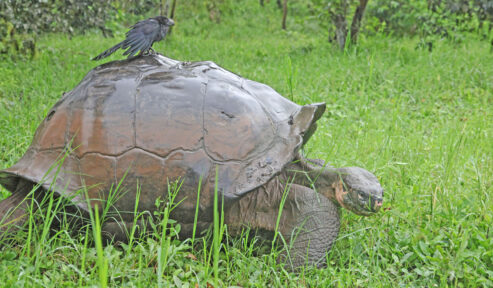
<box><xmin>0</xmin><ymin>55</ymin><xmax>325</xmax><ymax>223</ymax></box>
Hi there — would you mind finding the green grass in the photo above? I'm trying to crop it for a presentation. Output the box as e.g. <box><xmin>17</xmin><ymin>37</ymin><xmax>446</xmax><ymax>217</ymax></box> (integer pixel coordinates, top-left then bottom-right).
<box><xmin>1</xmin><ymin>1</ymin><xmax>492</xmax><ymax>286</ymax></box>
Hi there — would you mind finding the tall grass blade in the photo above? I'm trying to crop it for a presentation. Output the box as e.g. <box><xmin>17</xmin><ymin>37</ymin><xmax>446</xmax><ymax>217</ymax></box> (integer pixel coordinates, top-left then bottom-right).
<box><xmin>192</xmin><ymin>175</ymin><xmax>203</xmax><ymax>246</ymax></box>
<box><xmin>93</xmin><ymin>204</ymin><xmax>108</xmax><ymax>288</ymax></box>
<box><xmin>212</xmin><ymin>165</ymin><xmax>222</xmax><ymax>286</ymax></box>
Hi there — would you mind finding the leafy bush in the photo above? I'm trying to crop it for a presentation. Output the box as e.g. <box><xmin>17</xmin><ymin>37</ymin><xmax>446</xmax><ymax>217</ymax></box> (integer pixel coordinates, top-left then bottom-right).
<box><xmin>0</xmin><ymin>19</ymin><xmax>36</xmax><ymax>59</ymax></box>
<box><xmin>289</xmin><ymin>0</ymin><xmax>492</xmax><ymax>47</ymax></box>
<box><xmin>365</xmin><ymin>0</ymin><xmax>493</xmax><ymax>39</ymax></box>
<box><xmin>0</xmin><ymin>0</ymin><xmax>166</xmax><ymax>58</ymax></box>
<box><xmin>0</xmin><ymin>0</ymin><xmax>117</xmax><ymax>35</ymax></box>
<box><xmin>0</xmin><ymin>0</ymin><xmax>119</xmax><ymax>57</ymax></box>
<box><xmin>113</xmin><ymin>0</ymin><xmax>160</xmax><ymax>16</ymax></box>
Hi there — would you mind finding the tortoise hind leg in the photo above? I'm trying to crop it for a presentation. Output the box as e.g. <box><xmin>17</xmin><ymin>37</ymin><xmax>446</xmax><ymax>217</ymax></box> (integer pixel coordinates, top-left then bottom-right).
<box><xmin>0</xmin><ymin>179</ymin><xmax>37</xmax><ymax>235</ymax></box>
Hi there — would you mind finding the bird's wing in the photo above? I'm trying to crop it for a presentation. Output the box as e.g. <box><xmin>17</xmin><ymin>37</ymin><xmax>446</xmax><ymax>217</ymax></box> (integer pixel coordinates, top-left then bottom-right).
<box><xmin>122</xmin><ymin>18</ymin><xmax>161</xmax><ymax>57</ymax></box>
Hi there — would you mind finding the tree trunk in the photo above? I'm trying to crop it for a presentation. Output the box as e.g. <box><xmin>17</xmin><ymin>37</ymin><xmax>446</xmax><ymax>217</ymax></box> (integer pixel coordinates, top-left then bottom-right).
<box><xmin>277</xmin><ymin>0</ymin><xmax>282</xmax><ymax>9</ymax></box>
<box><xmin>334</xmin><ymin>14</ymin><xmax>348</xmax><ymax>50</ymax></box>
<box><xmin>207</xmin><ymin>1</ymin><xmax>221</xmax><ymax>23</ymax></box>
<box><xmin>282</xmin><ymin>0</ymin><xmax>288</xmax><ymax>30</ymax></box>
<box><xmin>170</xmin><ymin>0</ymin><xmax>177</xmax><ymax>18</ymax></box>
<box><xmin>329</xmin><ymin>0</ymin><xmax>349</xmax><ymax>50</ymax></box>
<box><xmin>168</xmin><ymin>0</ymin><xmax>177</xmax><ymax>34</ymax></box>
<box><xmin>350</xmin><ymin>0</ymin><xmax>369</xmax><ymax>44</ymax></box>
<box><xmin>161</xmin><ymin>0</ymin><xmax>170</xmax><ymax>17</ymax></box>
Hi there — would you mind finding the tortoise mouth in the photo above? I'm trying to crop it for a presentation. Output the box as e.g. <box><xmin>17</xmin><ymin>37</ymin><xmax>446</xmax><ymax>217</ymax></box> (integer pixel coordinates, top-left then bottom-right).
<box><xmin>333</xmin><ymin>180</ymin><xmax>383</xmax><ymax>216</ymax></box>
<box><xmin>353</xmin><ymin>188</ymin><xmax>383</xmax><ymax>214</ymax></box>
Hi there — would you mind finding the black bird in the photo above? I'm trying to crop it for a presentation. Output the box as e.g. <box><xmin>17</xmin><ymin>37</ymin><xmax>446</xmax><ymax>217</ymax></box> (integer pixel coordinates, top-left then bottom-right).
<box><xmin>92</xmin><ymin>16</ymin><xmax>175</xmax><ymax>61</ymax></box>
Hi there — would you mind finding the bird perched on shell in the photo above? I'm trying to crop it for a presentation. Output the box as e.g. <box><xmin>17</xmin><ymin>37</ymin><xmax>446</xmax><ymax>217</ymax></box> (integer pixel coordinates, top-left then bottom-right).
<box><xmin>92</xmin><ymin>16</ymin><xmax>174</xmax><ymax>60</ymax></box>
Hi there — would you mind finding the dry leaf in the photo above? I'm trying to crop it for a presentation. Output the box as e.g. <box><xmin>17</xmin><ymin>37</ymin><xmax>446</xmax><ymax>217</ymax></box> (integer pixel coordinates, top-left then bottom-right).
<box><xmin>186</xmin><ymin>253</ymin><xmax>197</xmax><ymax>261</ymax></box>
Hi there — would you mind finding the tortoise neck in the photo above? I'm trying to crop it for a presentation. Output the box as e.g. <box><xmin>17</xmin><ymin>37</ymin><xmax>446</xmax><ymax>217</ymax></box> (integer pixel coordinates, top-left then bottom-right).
<box><xmin>284</xmin><ymin>155</ymin><xmax>343</xmax><ymax>204</ymax></box>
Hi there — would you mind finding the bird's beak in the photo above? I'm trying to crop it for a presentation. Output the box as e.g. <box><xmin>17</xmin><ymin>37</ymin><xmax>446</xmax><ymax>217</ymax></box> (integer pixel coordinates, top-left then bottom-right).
<box><xmin>169</xmin><ymin>19</ymin><xmax>175</xmax><ymax>26</ymax></box>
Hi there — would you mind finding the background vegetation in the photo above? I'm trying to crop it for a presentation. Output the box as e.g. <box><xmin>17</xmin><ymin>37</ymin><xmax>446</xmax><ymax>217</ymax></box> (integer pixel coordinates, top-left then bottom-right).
<box><xmin>1</xmin><ymin>0</ymin><xmax>492</xmax><ymax>57</ymax></box>
<box><xmin>0</xmin><ymin>0</ymin><xmax>492</xmax><ymax>287</ymax></box>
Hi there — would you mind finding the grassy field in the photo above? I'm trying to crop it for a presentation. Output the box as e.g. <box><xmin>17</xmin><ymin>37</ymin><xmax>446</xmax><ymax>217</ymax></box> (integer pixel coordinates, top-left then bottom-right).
<box><xmin>0</xmin><ymin>2</ymin><xmax>492</xmax><ymax>287</ymax></box>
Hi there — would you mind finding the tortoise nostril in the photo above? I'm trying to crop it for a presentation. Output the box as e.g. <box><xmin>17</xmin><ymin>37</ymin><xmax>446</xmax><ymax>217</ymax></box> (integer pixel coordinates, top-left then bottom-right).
<box><xmin>372</xmin><ymin>200</ymin><xmax>383</xmax><ymax>211</ymax></box>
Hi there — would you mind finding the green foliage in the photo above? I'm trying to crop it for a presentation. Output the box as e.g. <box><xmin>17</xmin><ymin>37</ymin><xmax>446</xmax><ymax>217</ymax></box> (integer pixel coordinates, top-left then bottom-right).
<box><xmin>0</xmin><ymin>0</ymin><xmax>115</xmax><ymax>58</ymax></box>
<box><xmin>0</xmin><ymin>0</ymin><xmax>163</xmax><ymax>58</ymax></box>
<box><xmin>260</xmin><ymin>0</ymin><xmax>493</xmax><ymax>46</ymax></box>
<box><xmin>366</xmin><ymin>0</ymin><xmax>493</xmax><ymax>40</ymax></box>
<box><xmin>0</xmin><ymin>0</ymin><xmax>115</xmax><ymax>35</ymax></box>
<box><xmin>0</xmin><ymin>19</ymin><xmax>36</xmax><ymax>59</ymax></box>
<box><xmin>112</xmin><ymin>0</ymin><xmax>160</xmax><ymax>16</ymax></box>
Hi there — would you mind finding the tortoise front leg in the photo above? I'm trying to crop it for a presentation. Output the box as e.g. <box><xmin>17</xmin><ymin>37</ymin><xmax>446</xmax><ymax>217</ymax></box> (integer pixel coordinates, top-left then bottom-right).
<box><xmin>279</xmin><ymin>184</ymin><xmax>340</xmax><ymax>269</ymax></box>
<box><xmin>225</xmin><ymin>179</ymin><xmax>340</xmax><ymax>270</ymax></box>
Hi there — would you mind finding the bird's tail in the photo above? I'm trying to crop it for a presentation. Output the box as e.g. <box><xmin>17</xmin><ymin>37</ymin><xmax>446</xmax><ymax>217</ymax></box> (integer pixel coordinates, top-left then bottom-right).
<box><xmin>92</xmin><ymin>41</ymin><xmax>124</xmax><ymax>61</ymax></box>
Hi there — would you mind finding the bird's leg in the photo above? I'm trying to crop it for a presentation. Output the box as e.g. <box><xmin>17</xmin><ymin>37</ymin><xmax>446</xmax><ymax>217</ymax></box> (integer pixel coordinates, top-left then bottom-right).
<box><xmin>140</xmin><ymin>48</ymin><xmax>156</xmax><ymax>57</ymax></box>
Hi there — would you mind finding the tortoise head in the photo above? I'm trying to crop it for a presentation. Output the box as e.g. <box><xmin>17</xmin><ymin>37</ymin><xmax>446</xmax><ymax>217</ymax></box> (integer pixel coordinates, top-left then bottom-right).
<box><xmin>292</xmin><ymin>158</ymin><xmax>383</xmax><ymax>216</ymax></box>
<box><xmin>330</xmin><ymin>167</ymin><xmax>383</xmax><ymax>216</ymax></box>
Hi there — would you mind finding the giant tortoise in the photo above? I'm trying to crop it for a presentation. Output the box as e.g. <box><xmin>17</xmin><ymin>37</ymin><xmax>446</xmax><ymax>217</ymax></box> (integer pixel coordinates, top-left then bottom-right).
<box><xmin>0</xmin><ymin>55</ymin><xmax>383</xmax><ymax>269</ymax></box>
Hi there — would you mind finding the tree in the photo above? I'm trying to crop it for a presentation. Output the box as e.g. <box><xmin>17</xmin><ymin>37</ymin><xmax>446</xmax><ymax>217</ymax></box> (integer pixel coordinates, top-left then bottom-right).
<box><xmin>168</xmin><ymin>0</ymin><xmax>178</xmax><ymax>34</ymax></box>
<box><xmin>328</xmin><ymin>0</ymin><xmax>370</xmax><ymax>50</ymax></box>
